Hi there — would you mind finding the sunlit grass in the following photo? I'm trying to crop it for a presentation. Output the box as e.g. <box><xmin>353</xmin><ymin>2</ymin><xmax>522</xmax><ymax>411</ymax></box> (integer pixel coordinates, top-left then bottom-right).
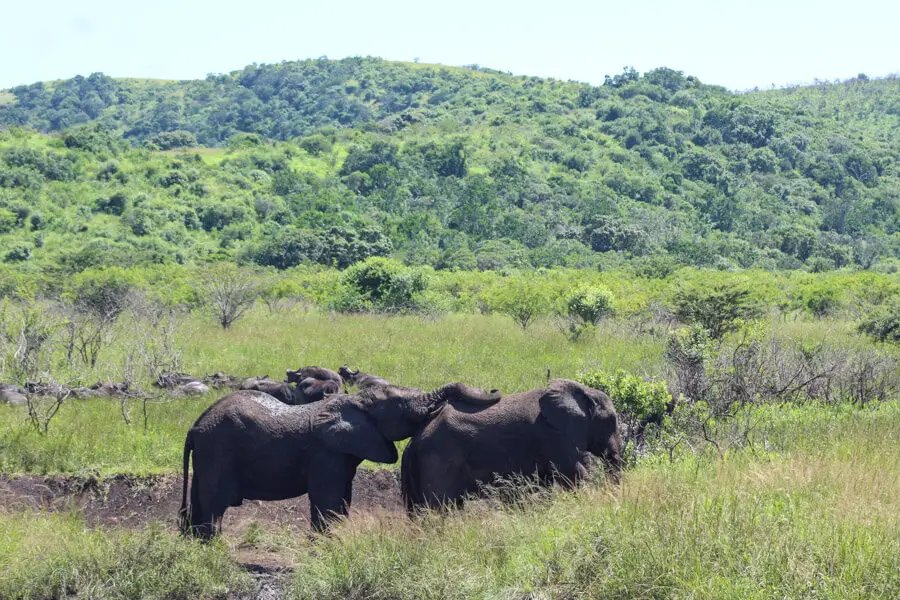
<box><xmin>0</xmin><ymin>511</ymin><xmax>250</xmax><ymax>600</ymax></box>
<box><xmin>278</xmin><ymin>403</ymin><xmax>900</xmax><ymax>599</ymax></box>
<box><xmin>0</xmin><ymin>311</ymin><xmax>662</xmax><ymax>475</ymax></box>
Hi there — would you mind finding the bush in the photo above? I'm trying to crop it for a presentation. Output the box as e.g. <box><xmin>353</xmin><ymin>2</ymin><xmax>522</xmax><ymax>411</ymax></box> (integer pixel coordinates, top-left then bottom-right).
<box><xmin>672</xmin><ymin>282</ymin><xmax>762</xmax><ymax>339</ymax></box>
<box><xmin>858</xmin><ymin>304</ymin><xmax>900</xmax><ymax>344</ymax></box>
<box><xmin>148</xmin><ymin>130</ymin><xmax>198</xmax><ymax>150</ymax></box>
<box><xmin>4</xmin><ymin>242</ymin><xmax>32</xmax><ymax>262</ymax></box>
<box><xmin>579</xmin><ymin>369</ymin><xmax>670</xmax><ymax>422</ymax></box>
<box><xmin>340</xmin><ymin>257</ymin><xmax>428</xmax><ymax>313</ymax></box>
<box><xmin>566</xmin><ymin>285</ymin><xmax>615</xmax><ymax>325</ymax></box>
<box><xmin>489</xmin><ymin>277</ymin><xmax>552</xmax><ymax>329</ymax></box>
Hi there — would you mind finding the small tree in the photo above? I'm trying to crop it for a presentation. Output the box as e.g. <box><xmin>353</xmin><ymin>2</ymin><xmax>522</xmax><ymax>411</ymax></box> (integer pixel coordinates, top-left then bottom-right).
<box><xmin>259</xmin><ymin>277</ymin><xmax>304</xmax><ymax>314</ymax></box>
<box><xmin>196</xmin><ymin>264</ymin><xmax>261</xmax><ymax>328</ymax></box>
<box><xmin>62</xmin><ymin>269</ymin><xmax>135</xmax><ymax>368</ymax></box>
<box><xmin>339</xmin><ymin>257</ymin><xmax>428</xmax><ymax>313</ymax></box>
<box><xmin>561</xmin><ymin>285</ymin><xmax>615</xmax><ymax>341</ymax></box>
<box><xmin>672</xmin><ymin>282</ymin><xmax>762</xmax><ymax>340</ymax></box>
<box><xmin>858</xmin><ymin>304</ymin><xmax>900</xmax><ymax>344</ymax></box>
<box><xmin>490</xmin><ymin>277</ymin><xmax>551</xmax><ymax>330</ymax></box>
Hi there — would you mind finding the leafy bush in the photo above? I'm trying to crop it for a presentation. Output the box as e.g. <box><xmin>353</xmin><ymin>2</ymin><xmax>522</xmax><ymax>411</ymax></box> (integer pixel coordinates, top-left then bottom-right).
<box><xmin>148</xmin><ymin>130</ymin><xmax>198</xmax><ymax>150</ymax></box>
<box><xmin>566</xmin><ymin>285</ymin><xmax>615</xmax><ymax>325</ymax></box>
<box><xmin>672</xmin><ymin>282</ymin><xmax>762</xmax><ymax>339</ymax></box>
<box><xmin>579</xmin><ymin>369</ymin><xmax>670</xmax><ymax>422</ymax></box>
<box><xmin>339</xmin><ymin>257</ymin><xmax>428</xmax><ymax>312</ymax></box>
<box><xmin>489</xmin><ymin>277</ymin><xmax>551</xmax><ymax>329</ymax></box>
<box><xmin>858</xmin><ymin>304</ymin><xmax>900</xmax><ymax>344</ymax></box>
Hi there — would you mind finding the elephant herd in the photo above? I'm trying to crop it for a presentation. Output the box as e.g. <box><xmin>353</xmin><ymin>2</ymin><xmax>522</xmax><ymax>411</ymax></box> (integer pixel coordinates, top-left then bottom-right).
<box><xmin>179</xmin><ymin>365</ymin><xmax>622</xmax><ymax>537</ymax></box>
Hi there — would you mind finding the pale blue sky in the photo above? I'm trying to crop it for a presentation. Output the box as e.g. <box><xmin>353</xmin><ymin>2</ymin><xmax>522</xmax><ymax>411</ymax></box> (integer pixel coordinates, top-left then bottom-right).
<box><xmin>2</xmin><ymin>0</ymin><xmax>898</xmax><ymax>91</ymax></box>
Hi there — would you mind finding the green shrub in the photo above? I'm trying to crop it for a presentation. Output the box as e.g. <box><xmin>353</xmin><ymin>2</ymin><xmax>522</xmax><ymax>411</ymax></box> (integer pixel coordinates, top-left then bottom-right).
<box><xmin>566</xmin><ymin>285</ymin><xmax>615</xmax><ymax>325</ymax></box>
<box><xmin>858</xmin><ymin>304</ymin><xmax>900</xmax><ymax>344</ymax></box>
<box><xmin>578</xmin><ymin>369</ymin><xmax>670</xmax><ymax>422</ymax></box>
<box><xmin>340</xmin><ymin>257</ymin><xmax>428</xmax><ymax>312</ymax></box>
<box><xmin>489</xmin><ymin>277</ymin><xmax>552</xmax><ymax>329</ymax></box>
<box><xmin>672</xmin><ymin>282</ymin><xmax>762</xmax><ymax>339</ymax></box>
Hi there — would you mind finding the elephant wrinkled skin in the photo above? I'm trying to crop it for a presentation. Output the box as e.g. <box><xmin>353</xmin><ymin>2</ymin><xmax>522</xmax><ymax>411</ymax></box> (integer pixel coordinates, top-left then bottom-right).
<box><xmin>401</xmin><ymin>379</ymin><xmax>622</xmax><ymax>512</ymax></box>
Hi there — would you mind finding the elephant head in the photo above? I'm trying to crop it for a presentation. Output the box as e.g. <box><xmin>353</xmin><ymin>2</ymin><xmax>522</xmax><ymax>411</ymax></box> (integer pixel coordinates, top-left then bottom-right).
<box><xmin>313</xmin><ymin>383</ymin><xmax>502</xmax><ymax>463</ymax></box>
<box><xmin>539</xmin><ymin>380</ymin><xmax>622</xmax><ymax>476</ymax></box>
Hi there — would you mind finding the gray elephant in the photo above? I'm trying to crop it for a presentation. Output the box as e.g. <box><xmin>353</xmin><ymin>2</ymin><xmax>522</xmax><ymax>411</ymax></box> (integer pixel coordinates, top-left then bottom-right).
<box><xmin>339</xmin><ymin>366</ymin><xmax>391</xmax><ymax>389</ymax></box>
<box><xmin>178</xmin><ymin>383</ymin><xmax>500</xmax><ymax>536</ymax></box>
<box><xmin>293</xmin><ymin>377</ymin><xmax>341</xmax><ymax>404</ymax></box>
<box><xmin>239</xmin><ymin>376</ymin><xmax>296</xmax><ymax>404</ymax></box>
<box><xmin>401</xmin><ymin>379</ymin><xmax>622</xmax><ymax>513</ymax></box>
<box><xmin>286</xmin><ymin>366</ymin><xmax>342</xmax><ymax>387</ymax></box>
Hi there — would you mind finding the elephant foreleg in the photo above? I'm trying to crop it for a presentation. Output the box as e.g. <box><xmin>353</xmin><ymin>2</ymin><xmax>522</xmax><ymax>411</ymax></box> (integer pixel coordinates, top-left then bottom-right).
<box><xmin>308</xmin><ymin>460</ymin><xmax>357</xmax><ymax>533</ymax></box>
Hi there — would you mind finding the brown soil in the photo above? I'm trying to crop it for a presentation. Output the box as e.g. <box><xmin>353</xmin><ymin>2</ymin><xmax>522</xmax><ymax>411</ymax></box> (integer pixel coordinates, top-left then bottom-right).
<box><xmin>0</xmin><ymin>469</ymin><xmax>402</xmax><ymax>533</ymax></box>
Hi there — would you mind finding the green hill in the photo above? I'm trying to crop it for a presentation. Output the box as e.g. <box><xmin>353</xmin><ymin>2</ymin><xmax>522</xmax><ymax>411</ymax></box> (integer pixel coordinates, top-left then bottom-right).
<box><xmin>0</xmin><ymin>58</ymin><xmax>897</xmax><ymax>274</ymax></box>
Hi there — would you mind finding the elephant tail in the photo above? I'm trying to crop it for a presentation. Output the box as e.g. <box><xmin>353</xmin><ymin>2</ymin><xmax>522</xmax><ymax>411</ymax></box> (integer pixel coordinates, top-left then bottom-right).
<box><xmin>178</xmin><ymin>433</ymin><xmax>193</xmax><ymax>535</ymax></box>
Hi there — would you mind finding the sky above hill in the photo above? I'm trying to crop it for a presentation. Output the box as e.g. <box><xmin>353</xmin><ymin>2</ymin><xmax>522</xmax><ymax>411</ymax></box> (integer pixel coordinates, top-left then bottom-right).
<box><xmin>3</xmin><ymin>0</ymin><xmax>898</xmax><ymax>91</ymax></box>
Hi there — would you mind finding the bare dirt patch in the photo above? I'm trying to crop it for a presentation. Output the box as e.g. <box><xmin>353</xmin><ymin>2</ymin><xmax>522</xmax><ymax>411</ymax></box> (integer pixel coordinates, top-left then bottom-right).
<box><xmin>0</xmin><ymin>469</ymin><xmax>402</xmax><ymax>532</ymax></box>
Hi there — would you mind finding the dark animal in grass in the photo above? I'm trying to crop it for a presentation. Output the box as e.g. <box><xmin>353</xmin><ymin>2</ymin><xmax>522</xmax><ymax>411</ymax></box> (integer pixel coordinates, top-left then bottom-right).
<box><xmin>285</xmin><ymin>366</ymin><xmax>342</xmax><ymax>387</ymax></box>
<box><xmin>202</xmin><ymin>372</ymin><xmax>243</xmax><ymax>389</ymax></box>
<box><xmin>177</xmin><ymin>383</ymin><xmax>501</xmax><ymax>537</ymax></box>
<box><xmin>401</xmin><ymin>379</ymin><xmax>622</xmax><ymax>513</ymax></box>
<box><xmin>293</xmin><ymin>377</ymin><xmax>341</xmax><ymax>404</ymax></box>
<box><xmin>339</xmin><ymin>366</ymin><xmax>391</xmax><ymax>390</ymax></box>
<box><xmin>155</xmin><ymin>372</ymin><xmax>200</xmax><ymax>389</ymax></box>
<box><xmin>239</xmin><ymin>375</ymin><xmax>296</xmax><ymax>404</ymax></box>
<box><xmin>89</xmin><ymin>381</ymin><xmax>130</xmax><ymax>397</ymax></box>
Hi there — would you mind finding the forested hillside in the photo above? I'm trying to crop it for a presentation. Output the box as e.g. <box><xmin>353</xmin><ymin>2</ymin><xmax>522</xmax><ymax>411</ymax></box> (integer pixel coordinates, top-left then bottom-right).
<box><xmin>0</xmin><ymin>57</ymin><xmax>898</xmax><ymax>274</ymax></box>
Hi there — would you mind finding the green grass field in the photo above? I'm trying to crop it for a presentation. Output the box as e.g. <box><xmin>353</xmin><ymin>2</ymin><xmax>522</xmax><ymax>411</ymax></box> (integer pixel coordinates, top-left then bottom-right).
<box><xmin>1</xmin><ymin>310</ymin><xmax>898</xmax><ymax>599</ymax></box>
<box><xmin>0</xmin><ymin>311</ymin><xmax>663</xmax><ymax>475</ymax></box>
<box><xmin>2</xmin><ymin>402</ymin><xmax>897</xmax><ymax>599</ymax></box>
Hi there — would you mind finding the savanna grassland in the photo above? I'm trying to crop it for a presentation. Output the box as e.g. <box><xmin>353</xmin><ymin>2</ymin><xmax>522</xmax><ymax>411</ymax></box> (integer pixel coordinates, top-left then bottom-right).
<box><xmin>1</xmin><ymin>56</ymin><xmax>899</xmax><ymax>599</ymax></box>
<box><xmin>1</xmin><ymin>272</ymin><xmax>899</xmax><ymax>598</ymax></box>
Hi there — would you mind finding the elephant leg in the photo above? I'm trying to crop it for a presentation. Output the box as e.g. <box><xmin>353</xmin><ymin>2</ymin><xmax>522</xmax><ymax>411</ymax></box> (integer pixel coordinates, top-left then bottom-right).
<box><xmin>308</xmin><ymin>460</ymin><xmax>357</xmax><ymax>533</ymax></box>
<box><xmin>188</xmin><ymin>472</ymin><xmax>215</xmax><ymax>539</ymax></box>
<box><xmin>196</xmin><ymin>471</ymin><xmax>234</xmax><ymax>539</ymax></box>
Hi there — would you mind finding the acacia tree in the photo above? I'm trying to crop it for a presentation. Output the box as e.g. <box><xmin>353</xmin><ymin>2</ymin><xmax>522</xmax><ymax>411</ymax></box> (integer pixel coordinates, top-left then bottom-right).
<box><xmin>196</xmin><ymin>264</ymin><xmax>261</xmax><ymax>328</ymax></box>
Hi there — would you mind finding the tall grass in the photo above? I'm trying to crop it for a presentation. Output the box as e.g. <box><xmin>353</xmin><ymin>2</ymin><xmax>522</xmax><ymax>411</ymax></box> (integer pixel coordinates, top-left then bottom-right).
<box><xmin>0</xmin><ymin>512</ymin><xmax>250</xmax><ymax>599</ymax></box>
<box><xmin>0</xmin><ymin>312</ymin><xmax>662</xmax><ymax>475</ymax></box>
<box><xmin>280</xmin><ymin>403</ymin><xmax>900</xmax><ymax>599</ymax></box>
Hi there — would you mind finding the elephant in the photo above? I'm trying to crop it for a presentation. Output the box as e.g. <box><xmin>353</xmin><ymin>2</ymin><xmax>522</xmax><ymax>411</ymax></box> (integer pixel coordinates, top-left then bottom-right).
<box><xmin>293</xmin><ymin>376</ymin><xmax>341</xmax><ymax>404</ymax></box>
<box><xmin>401</xmin><ymin>379</ymin><xmax>622</xmax><ymax>513</ymax></box>
<box><xmin>239</xmin><ymin>376</ymin><xmax>296</xmax><ymax>404</ymax></box>
<box><xmin>0</xmin><ymin>383</ymin><xmax>27</xmax><ymax>405</ymax></box>
<box><xmin>178</xmin><ymin>383</ymin><xmax>501</xmax><ymax>536</ymax></box>
<box><xmin>339</xmin><ymin>366</ymin><xmax>391</xmax><ymax>390</ymax></box>
<box><xmin>286</xmin><ymin>366</ymin><xmax>342</xmax><ymax>387</ymax></box>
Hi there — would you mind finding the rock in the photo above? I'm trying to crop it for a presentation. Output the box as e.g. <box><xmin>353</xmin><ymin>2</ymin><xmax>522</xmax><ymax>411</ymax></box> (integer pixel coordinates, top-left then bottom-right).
<box><xmin>0</xmin><ymin>384</ymin><xmax>27</xmax><ymax>405</ymax></box>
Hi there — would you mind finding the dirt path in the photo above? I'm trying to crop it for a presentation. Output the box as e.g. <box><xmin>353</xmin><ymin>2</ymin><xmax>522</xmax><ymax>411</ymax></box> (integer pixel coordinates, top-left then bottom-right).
<box><xmin>0</xmin><ymin>469</ymin><xmax>403</xmax><ymax>532</ymax></box>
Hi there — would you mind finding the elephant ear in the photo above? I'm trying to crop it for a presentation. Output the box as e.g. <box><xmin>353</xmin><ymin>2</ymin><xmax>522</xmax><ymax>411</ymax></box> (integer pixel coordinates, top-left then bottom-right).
<box><xmin>313</xmin><ymin>397</ymin><xmax>399</xmax><ymax>464</ymax></box>
<box><xmin>538</xmin><ymin>379</ymin><xmax>593</xmax><ymax>448</ymax></box>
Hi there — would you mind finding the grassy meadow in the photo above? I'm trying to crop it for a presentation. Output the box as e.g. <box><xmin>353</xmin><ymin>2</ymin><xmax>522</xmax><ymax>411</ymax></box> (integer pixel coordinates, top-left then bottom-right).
<box><xmin>0</xmin><ymin>310</ymin><xmax>663</xmax><ymax>475</ymax></box>
<box><xmin>2</xmin><ymin>401</ymin><xmax>897</xmax><ymax>599</ymax></box>
<box><xmin>1</xmin><ymin>302</ymin><xmax>899</xmax><ymax>599</ymax></box>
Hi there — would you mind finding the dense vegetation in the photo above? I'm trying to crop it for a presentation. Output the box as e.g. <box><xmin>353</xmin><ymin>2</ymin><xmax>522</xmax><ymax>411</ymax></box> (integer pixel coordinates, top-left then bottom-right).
<box><xmin>0</xmin><ymin>58</ymin><xmax>898</xmax><ymax>273</ymax></box>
